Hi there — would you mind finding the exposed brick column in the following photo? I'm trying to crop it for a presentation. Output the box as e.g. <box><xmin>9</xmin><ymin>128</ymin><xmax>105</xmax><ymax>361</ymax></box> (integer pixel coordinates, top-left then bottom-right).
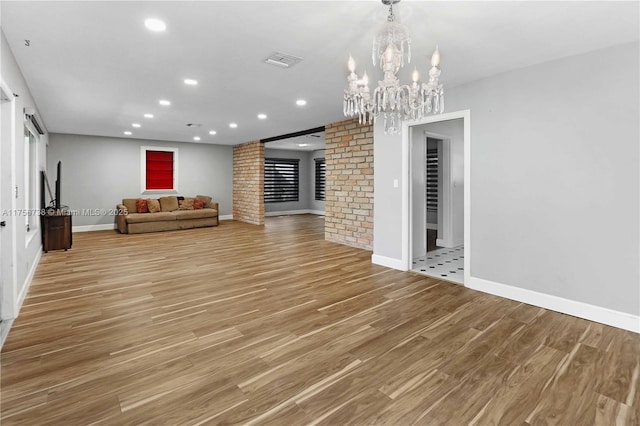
<box><xmin>324</xmin><ymin>119</ymin><xmax>374</xmax><ymax>250</ymax></box>
<box><xmin>233</xmin><ymin>141</ymin><xmax>264</xmax><ymax>225</ymax></box>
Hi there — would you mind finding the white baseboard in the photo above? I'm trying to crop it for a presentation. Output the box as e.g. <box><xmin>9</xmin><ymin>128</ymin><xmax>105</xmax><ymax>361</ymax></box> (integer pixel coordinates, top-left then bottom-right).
<box><xmin>16</xmin><ymin>248</ymin><xmax>41</xmax><ymax>318</ymax></box>
<box><xmin>73</xmin><ymin>224</ymin><xmax>116</xmax><ymax>233</ymax></box>
<box><xmin>372</xmin><ymin>254</ymin><xmax>407</xmax><ymax>271</ymax></box>
<box><xmin>468</xmin><ymin>277</ymin><xmax>640</xmax><ymax>334</ymax></box>
<box><xmin>436</xmin><ymin>238</ymin><xmax>445</xmax><ymax>247</ymax></box>
<box><xmin>265</xmin><ymin>209</ymin><xmax>325</xmax><ymax>217</ymax></box>
<box><xmin>219</xmin><ymin>215</ymin><xmax>233</xmax><ymax>221</ymax></box>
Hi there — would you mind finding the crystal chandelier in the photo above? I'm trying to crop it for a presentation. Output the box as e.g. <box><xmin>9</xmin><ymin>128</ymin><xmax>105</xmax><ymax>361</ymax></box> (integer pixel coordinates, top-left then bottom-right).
<box><xmin>344</xmin><ymin>0</ymin><xmax>444</xmax><ymax>134</ymax></box>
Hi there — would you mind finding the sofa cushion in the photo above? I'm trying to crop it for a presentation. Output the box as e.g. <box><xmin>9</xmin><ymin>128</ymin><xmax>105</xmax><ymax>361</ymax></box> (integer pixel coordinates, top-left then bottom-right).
<box><xmin>174</xmin><ymin>209</ymin><xmax>217</xmax><ymax>220</ymax></box>
<box><xmin>196</xmin><ymin>195</ymin><xmax>213</xmax><ymax>208</ymax></box>
<box><xmin>179</xmin><ymin>197</ymin><xmax>195</xmax><ymax>210</ymax></box>
<box><xmin>122</xmin><ymin>198</ymin><xmax>138</xmax><ymax>214</ymax></box>
<box><xmin>193</xmin><ymin>199</ymin><xmax>205</xmax><ymax>209</ymax></box>
<box><xmin>136</xmin><ymin>199</ymin><xmax>149</xmax><ymax>213</ymax></box>
<box><xmin>126</xmin><ymin>211</ymin><xmax>177</xmax><ymax>224</ymax></box>
<box><xmin>159</xmin><ymin>196</ymin><xmax>179</xmax><ymax>212</ymax></box>
<box><xmin>147</xmin><ymin>199</ymin><xmax>161</xmax><ymax>213</ymax></box>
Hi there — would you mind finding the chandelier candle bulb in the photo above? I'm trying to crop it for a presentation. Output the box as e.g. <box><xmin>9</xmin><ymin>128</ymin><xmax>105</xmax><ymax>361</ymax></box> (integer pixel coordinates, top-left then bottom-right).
<box><xmin>412</xmin><ymin>68</ymin><xmax>420</xmax><ymax>83</ymax></box>
<box><xmin>348</xmin><ymin>55</ymin><xmax>356</xmax><ymax>73</ymax></box>
<box><xmin>431</xmin><ymin>47</ymin><xmax>441</xmax><ymax>67</ymax></box>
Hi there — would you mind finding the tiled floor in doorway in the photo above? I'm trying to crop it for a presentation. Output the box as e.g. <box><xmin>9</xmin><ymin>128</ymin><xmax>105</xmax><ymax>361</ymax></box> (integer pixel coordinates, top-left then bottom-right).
<box><xmin>412</xmin><ymin>245</ymin><xmax>464</xmax><ymax>284</ymax></box>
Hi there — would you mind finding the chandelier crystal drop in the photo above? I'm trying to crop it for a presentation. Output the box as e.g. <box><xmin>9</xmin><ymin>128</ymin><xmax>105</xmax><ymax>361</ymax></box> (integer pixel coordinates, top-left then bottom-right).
<box><xmin>344</xmin><ymin>0</ymin><xmax>444</xmax><ymax>134</ymax></box>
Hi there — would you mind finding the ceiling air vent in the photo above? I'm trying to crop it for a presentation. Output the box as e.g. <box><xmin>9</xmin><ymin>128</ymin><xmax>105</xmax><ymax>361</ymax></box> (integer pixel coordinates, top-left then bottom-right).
<box><xmin>264</xmin><ymin>52</ymin><xmax>303</xmax><ymax>68</ymax></box>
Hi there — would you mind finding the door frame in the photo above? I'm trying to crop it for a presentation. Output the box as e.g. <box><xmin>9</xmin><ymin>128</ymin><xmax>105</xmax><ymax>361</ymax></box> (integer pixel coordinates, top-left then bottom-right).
<box><xmin>0</xmin><ymin>78</ymin><xmax>18</xmax><ymax>320</ymax></box>
<box><xmin>401</xmin><ymin>109</ymin><xmax>471</xmax><ymax>285</ymax></box>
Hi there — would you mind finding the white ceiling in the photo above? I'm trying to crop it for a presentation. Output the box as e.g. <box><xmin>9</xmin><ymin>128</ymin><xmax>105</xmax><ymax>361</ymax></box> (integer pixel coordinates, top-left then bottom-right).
<box><xmin>1</xmin><ymin>1</ymin><xmax>638</xmax><ymax>146</ymax></box>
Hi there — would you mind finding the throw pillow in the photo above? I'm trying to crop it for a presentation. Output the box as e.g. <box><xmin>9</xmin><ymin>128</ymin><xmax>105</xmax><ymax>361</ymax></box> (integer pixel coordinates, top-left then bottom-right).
<box><xmin>147</xmin><ymin>199</ymin><xmax>161</xmax><ymax>213</ymax></box>
<box><xmin>159</xmin><ymin>196</ymin><xmax>179</xmax><ymax>212</ymax></box>
<box><xmin>135</xmin><ymin>198</ymin><xmax>149</xmax><ymax>213</ymax></box>
<box><xmin>196</xmin><ymin>195</ymin><xmax>213</xmax><ymax>209</ymax></box>
<box><xmin>193</xmin><ymin>199</ymin><xmax>205</xmax><ymax>209</ymax></box>
<box><xmin>179</xmin><ymin>197</ymin><xmax>195</xmax><ymax>210</ymax></box>
<box><xmin>122</xmin><ymin>198</ymin><xmax>138</xmax><ymax>214</ymax></box>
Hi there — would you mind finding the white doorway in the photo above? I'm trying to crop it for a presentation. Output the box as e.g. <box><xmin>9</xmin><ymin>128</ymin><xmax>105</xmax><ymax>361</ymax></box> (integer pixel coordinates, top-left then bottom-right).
<box><xmin>1</xmin><ymin>81</ymin><xmax>17</xmax><ymax>330</ymax></box>
<box><xmin>401</xmin><ymin>110</ymin><xmax>470</xmax><ymax>285</ymax></box>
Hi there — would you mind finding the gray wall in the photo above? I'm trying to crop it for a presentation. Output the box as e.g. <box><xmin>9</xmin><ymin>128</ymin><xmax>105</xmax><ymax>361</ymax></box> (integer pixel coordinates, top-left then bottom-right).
<box><xmin>264</xmin><ymin>148</ymin><xmax>312</xmax><ymax>213</ymax></box>
<box><xmin>48</xmin><ymin>134</ymin><xmax>233</xmax><ymax>227</ymax></box>
<box><xmin>374</xmin><ymin>41</ymin><xmax>639</xmax><ymax>316</ymax></box>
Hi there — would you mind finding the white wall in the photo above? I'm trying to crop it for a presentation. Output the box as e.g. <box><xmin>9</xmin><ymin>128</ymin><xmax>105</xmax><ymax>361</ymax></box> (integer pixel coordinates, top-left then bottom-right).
<box><xmin>373</xmin><ymin>41</ymin><xmax>639</xmax><ymax>324</ymax></box>
<box><xmin>0</xmin><ymin>30</ymin><xmax>48</xmax><ymax>323</ymax></box>
<box><xmin>48</xmin><ymin>134</ymin><xmax>233</xmax><ymax>228</ymax></box>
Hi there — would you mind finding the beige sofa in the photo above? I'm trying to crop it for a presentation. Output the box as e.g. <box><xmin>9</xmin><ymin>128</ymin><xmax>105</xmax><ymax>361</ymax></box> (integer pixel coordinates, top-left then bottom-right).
<box><xmin>116</xmin><ymin>195</ymin><xmax>218</xmax><ymax>234</ymax></box>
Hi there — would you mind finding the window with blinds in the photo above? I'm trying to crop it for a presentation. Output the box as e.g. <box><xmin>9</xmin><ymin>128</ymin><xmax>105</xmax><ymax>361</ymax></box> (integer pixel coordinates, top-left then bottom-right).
<box><xmin>264</xmin><ymin>158</ymin><xmax>299</xmax><ymax>203</ymax></box>
<box><xmin>426</xmin><ymin>148</ymin><xmax>438</xmax><ymax>213</ymax></box>
<box><xmin>315</xmin><ymin>158</ymin><xmax>326</xmax><ymax>201</ymax></box>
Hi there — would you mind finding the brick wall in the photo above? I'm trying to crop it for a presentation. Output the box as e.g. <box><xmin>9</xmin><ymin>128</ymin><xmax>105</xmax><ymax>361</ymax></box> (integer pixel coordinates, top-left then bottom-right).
<box><xmin>324</xmin><ymin>118</ymin><xmax>374</xmax><ymax>250</ymax></box>
<box><xmin>233</xmin><ymin>141</ymin><xmax>264</xmax><ymax>225</ymax></box>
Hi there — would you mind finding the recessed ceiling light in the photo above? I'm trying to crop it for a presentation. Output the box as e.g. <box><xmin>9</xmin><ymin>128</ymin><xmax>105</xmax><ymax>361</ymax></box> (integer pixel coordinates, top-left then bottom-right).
<box><xmin>132</xmin><ymin>123</ymin><xmax>141</xmax><ymax>128</ymax></box>
<box><xmin>144</xmin><ymin>18</ymin><xmax>166</xmax><ymax>32</ymax></box>
<box><xmin>296</xmin><ymin>99</ymin><xmax>307</xmax><ymax>106</ymax></box>
<box><xmin>257</xmin><ymin>113</ymin><xmax>267</xmax><ymax>120</ymax></box>
<box><xmin>193</xmin><ymin>136</ymin><xmax>201</xmax><ymax>141</ymax></box>
<box><xmin>159</xmin><ymin>99</ymin><xmax>171</xmax><ymax>106</ymax></box>
<box><xmin>144</xmin><ymin>113</ymin><xmax>154</xmax><ymax>118</ymax></box>
<box><xmin>124</xmin><ymin>131</ymin><xmax>132</xmax><ymax>135</ymax></box>
<box><xmin>297</xmin><ymin>143</ymin><xmax>309</xmax><ymax>147</ymax></box>
<box><xmin>209</xmin><ymin>130</ymin><xmax>217</xmax><ymax>135</ymax></box>
<box><xmin>229</xmin><ymin>123</ymin><xmax>238</xmax><ymax>128</ymax></box>
<box><xmin>184</xmin><ymin>79</ymin><xmax>198</xmax><ymax>86</ymax></box>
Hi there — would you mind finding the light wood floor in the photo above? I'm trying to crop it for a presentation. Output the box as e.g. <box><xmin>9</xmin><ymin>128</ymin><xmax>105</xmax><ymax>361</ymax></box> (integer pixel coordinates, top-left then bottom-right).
<box><xmin>2</xmin><ymin>215</ymin><xmax>639</xmax><ymax>425</ymax></box>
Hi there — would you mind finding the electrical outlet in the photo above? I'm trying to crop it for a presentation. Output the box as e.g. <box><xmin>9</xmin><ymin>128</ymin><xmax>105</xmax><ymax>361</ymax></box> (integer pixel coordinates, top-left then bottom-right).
<box><xmin>15</xmin><ymin>185</ymin><xmax>18</xmax><ymax>199</ymax></box>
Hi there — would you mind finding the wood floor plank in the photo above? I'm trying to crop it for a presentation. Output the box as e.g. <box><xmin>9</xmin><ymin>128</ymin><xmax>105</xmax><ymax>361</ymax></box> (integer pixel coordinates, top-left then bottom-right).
<box><xmin>1</xmin><ymin>215</ymin><xmax>638</xmax><ymax>424</ymax></box>
<box><xmin>468</xmin><ymin>344</ymin><xmax>566</xmax><ymax>425</ymax></box>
